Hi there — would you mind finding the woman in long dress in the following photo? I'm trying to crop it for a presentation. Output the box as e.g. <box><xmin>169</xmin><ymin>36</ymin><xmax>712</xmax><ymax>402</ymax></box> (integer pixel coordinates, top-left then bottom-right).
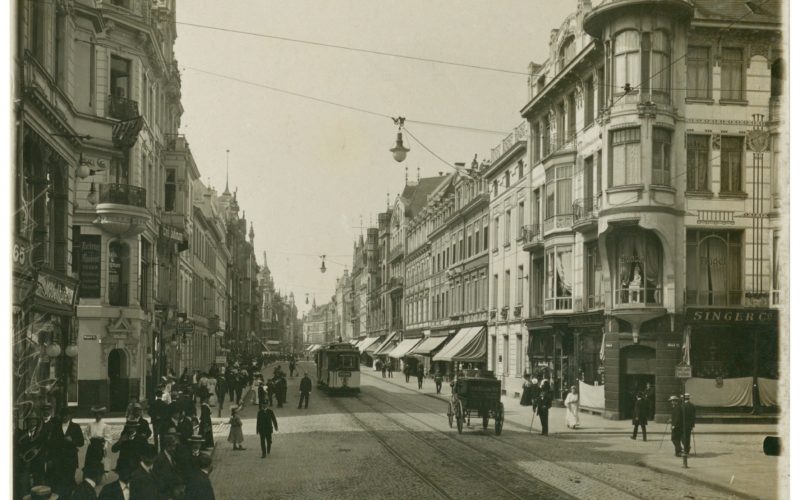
<box><xmin>227</xmin><ymin>406</ymin><xmax>245</xmax><ymax>450</ymax></box>
<box><xmin>84</xmin><ymin>406</ymin><xmax>112</xmax><ymax>471</ymax></box>
<box><xmin>564</xmin><ymin>385</ymin><xmax>580</xmax><ymax>429</ymax></box>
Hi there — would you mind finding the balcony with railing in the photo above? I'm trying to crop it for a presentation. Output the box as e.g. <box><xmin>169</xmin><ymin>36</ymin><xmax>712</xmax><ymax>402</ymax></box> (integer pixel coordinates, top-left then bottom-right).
<box><xmin>94</xmin><ymin>183</ymin><xmax>150</xmax><ymax>236</ymax></box>
<box><xmin>490</xmin><ymin>121</ymin><xmax>528</xmax><ymax>164</ymax></box>
<box><xmin>544</xmin><ymin>297</ymin><xmax>572</xmax><ymax>313</ymax></box>
<box><xmin>521</xmin><ymin>224</ymin><xmax>543</xmax><ymax>251</ymax></box>
<box><xmin>614</xmin><ymin>286</ymin><xmax>662</xmax><ymax>308</ymax></box>
<box><xmin>684</xmin><ymin>290</ymin><xmax>743</xmax><ymax>307</ymax></box>
<box><xmin>573</xmin><ymin>196</ymin><xmax>600</xmax><ymax>231</ymax></box>
<box><xmin>543</xmin><ymin>215</ymin><xmax>573</xmax><ymax>234</ymax></box>
<box><xmin>543</xmin><ymin>132</ymin><xmax>577</xmax><ymax>164</ymax></box>
<box><xmin>107</xmin><ymin>94</ymin><xmax>140</xmax><ymax>121</ymax></box>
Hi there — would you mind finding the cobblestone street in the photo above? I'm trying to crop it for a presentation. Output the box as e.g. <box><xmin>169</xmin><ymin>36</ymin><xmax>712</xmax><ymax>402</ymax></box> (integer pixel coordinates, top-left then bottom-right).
<box><xmin>197</xmin><ymin>362</ymin><xmax>781</xmax><ymax>499</ymax></box>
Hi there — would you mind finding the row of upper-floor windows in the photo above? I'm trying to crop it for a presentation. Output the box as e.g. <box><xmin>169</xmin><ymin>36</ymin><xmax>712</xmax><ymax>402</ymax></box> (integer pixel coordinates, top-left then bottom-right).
<box><xmin>491</xmin><ymin>160</ymin><xmax>526</xmax><ymax>197</ymax></box>
<box><xmin>491</xmin><ymin>265</ymin><xmax>525</xmax><ymax>310</ymax></box>
<box><xmin>431</xmin><ymin>217</ymin><xmax>489</xmax><ymax>273</ymax></box>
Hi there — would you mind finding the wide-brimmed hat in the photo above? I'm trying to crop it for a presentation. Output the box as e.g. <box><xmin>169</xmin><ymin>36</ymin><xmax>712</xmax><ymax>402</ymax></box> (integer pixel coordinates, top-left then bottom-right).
<box><xmin>683</xmin><ymin>393</ymin><xmax>691</xmax><ymax>399</ymax></box>
<box><xmin>669</xmin><ymin>395</ymin><xmax>680</xmax><ymax>401</ymax></box>
<box><xmin>23</xmin><ymin>485</ymin><xmax>58</xmax><ymax>500</ymax></box>
<box><xmin>230</xmin><ymin>405</ymin><xmax>239</xmax><ymax>412</ymax></box>
<box><xmin>90</xmin><ymin>406</ymin><xmax>107</xmax><ymax>414</ymax></box>
<box><xmin>188</xmin><ymin>435</ymin><xmax>204</xmax><ymax>444</ymax></box>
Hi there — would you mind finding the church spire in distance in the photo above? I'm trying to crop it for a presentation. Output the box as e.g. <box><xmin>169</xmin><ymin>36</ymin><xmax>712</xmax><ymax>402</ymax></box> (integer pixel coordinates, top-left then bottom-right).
<box><xmin>223</xmin><ymin>148</ymin><xmax>231</xmax><ymax>195</ymax></box>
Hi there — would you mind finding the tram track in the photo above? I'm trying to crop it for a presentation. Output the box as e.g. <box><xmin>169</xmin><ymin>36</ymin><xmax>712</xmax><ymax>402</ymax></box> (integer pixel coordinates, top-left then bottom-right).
<box><xmin>331</xmin><ymin>388</ymin><xmax>580</xmax><ymax>500</ymax></box>
<box><xmin>358</xmin><ymin>374</ymin><xmax>734</xmax><ymax>500</ymax></box>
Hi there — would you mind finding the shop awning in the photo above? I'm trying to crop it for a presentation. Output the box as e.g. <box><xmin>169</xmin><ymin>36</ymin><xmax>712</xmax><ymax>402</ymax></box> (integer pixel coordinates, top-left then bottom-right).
<box><xmin>408</xmin><ymin>336</ymin><xmax>450</xmax><ymax>356</ymax></box>
<box><xmin>388</xmin><ymin>338</ymin><xmax>423</xmax><ymax>359</ymax></box>
<box><xmin>308</xmin><ymin>344</ymin><xmax>323</xmax><ymax>354</ymax></box>
<box><xmin>433</xmin><ymin>326</ymin><xmax>487</xmax><ymax>363</ymax></box>
<box><xmin>361</xmin><ymin>337</ymin><xmax>382</xmax><ymax>354</ymax></box>
<box><xmin>373</xmin><ymin>332</ymin><xmax>399</xmax><ymax>356</ymax></box>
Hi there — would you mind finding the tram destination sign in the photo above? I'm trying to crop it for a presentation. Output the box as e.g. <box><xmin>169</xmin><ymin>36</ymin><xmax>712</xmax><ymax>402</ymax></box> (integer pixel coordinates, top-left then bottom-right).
<box><xmin>686</xmin><ymin>307</ymin><xmax>777</xmax><ymax>325</ymax></box>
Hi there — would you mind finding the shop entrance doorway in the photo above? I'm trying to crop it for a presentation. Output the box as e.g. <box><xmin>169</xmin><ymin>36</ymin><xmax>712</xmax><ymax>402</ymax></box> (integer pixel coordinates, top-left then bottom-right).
<box><xmin>621</xmin><ymin>345</ymin><xmax>655</xmax><ymax>419</ymax></box>
<box><xmin>108</xmin><ymin>349</ymin><xmax>129</xmax><ymax>411</ymax></box>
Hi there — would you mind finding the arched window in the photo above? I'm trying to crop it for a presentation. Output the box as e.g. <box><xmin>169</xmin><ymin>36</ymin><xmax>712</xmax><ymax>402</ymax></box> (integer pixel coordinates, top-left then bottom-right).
<box><xmin>611</xmin><ymin>229</ymin><xmax>662</xmax><ymax>306</ymax></box>
<box><xmin>614</xmin><ymin>30</ymin><xmax>640</xmax><ymax>93</ymax></box>
<box><xmin>108</xmin><ymin>241</ymin><xmax>130</xmax><ymax>306</ymax></box>
<box><xmin>686</xmin><ymin>230</ymin><xmax>742</xmax><ymax>306</ymax></box>
<box><xmin>558</xmin><ymin>35</ymin><xmax>576</xmax><ymax>72</ymax></box>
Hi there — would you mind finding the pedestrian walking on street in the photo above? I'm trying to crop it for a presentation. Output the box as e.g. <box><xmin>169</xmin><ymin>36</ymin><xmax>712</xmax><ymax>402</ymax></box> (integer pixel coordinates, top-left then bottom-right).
<box><xmin>403</xmin><ymin>363</ymin><xmax>411</xmax><ymax>383</ymax></box>
<box><xmin>49</xmin><ymin>407</ymin><xmax>85</xmax><ymax>498</ymax></box>
<box><xmin>416</xmin><ymin>365</ymin><xmax>425</xmax><ymax>389</ymax></box>
<box><xmin>150</xmin><ymin>389</ymin><xmax>168</xmax><ymax>452</ymax></box>
<box><xmin>564</xmin><ymin>386</ymin><xmax>580</xmax><ymax>429</ymax></box>
<box><xmin>215</xmin><ymin>376</ymin><xmax>227</xmax><ymax>418</ymax></box>
<box><xmin>380</xmin><ymin>361</ymin><xmax>387</xmax><ymax>378</ymax></box>
<box><xmin>289</xmin><ymin>359</ymin><xmax>296</xmax><ymax>377</ymax></box>
<box><xmin>256</xmin><ymin>402</ymin><xmax>279</xmax><ymax>458</ymax></box>
<box><xmin>98</xmin><ymin>459</ymin><xmax>133</xmax><ymax>500</ymax></box>
<box><xmin>234</xmin><ymin>372</ymin><xmax>244</xmax><ymax>405</ymax></box>
<box><xmin>257</xmin><ymin>379</ymin><xmax>267</xmax><ymax>407</ymax></box>
<box><xmin>682</xmin><ymin>393</ymin><xmax>697</xmax><ymax>454</ymax></box>
<box><xmin>537</xmin><ymin>380</ymin><xmax>553</xmax><ymax>436</ymax></box>
<box><xmin>298</xmin><ymin>372</ymin><xmax>312</xmax><ymax>409</ymax></box>
<box><xmin>434</xmin><ymin>370</ymin><xmax>443</xmax><ymax>394</ymax></box>
<box><xmin>645</xmin><ymin>382</ymin><xmax>656</xmax><ymax>421</ymax></box>
<box><xmin>83</xmin><ymin>406</ymin><xmax>112</xmax><ymax>472</ymax></box>
<box><xmin>631</xmin><ymin>392</ymin><xmax>648</xmax><ymax>441</ymax></box>
<box><xmin>227</xmin><ymin>406</ymin><xmax>245</xmax><ymax>451</ymax></box>
<box><xmin>275</xmin><ymin>375</ymin><xmax>288</xmax><ymax>408</ymax></box>
<box><xmin>669</xmin><ymin>395</ymin><xmax>684</xmax><ymax>456</ymax></box>
<box><xmin>130</xmin><ymin>444</ymin><xmax>160</xmax><ymax>499</ymax></box>
<box><xmin>227</xmin><ymin>370</ymin><xmax>236</xmax><ymax>404</ymax></box>
<box><xmin>387</xmin><ymin>361</ymin><xmax>394</xmax><ymax>378</ymax></box>
<box><xmin>267</xmin><ymin>377</ymin><xmax>276</xmax><ymax>407</ymax></box>
<box><xmin>185</xmin><ymin>454</ymin><xmax>216</xmax><ymax>500</ymax></box>
<box><xmin>153</xmin><ymin>434</ymin><xmax>181</xmax><ymax>497</ymax></box>
<box><xmin>72</xmin><ymin>462</ymin><xmax>104</xmax><ymax>500</ymax></box>
<box><xmin>200</xmin><ymin>397</ymin><xmax>214</xmax><ymax>450</ymax></box>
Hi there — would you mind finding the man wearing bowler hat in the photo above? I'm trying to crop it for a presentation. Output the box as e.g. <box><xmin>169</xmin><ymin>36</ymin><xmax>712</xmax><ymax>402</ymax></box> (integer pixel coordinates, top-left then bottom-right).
<box><xmin>98</xmin><ymin>458</ymin><xmax>133</xmax><ymax>500</ymax></box>
<box><xmin>129</xmin><ymin>444</ymin><xmax>159</xmax><ymax>499</ymax></box>
<box><xmin>682</xmin><ymin>393</ymin><xmax>697</xmax><ymax>455</ymax></box>
<box><xmin>48</xmin><ymin>407</ymin><xmax>85</xmax><ymax>498</ymax></box>
<box><xmin>669</xmin><ymin>395</ymin><xmax>684</xmax><ymax>457</ymax></box>
<box><xmin>72</xmin><ymin>461</ymin><xmax>104</xmax><ymax>500</ymax></box>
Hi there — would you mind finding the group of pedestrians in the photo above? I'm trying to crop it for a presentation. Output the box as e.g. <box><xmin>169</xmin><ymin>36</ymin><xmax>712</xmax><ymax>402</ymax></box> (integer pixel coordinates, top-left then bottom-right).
<box><xmin>377</xmin><ymin>359</ymin><xmax>394</xmax><ymax>378</ymax></box>
<box><xmin>520</xmin><ymin>373</ymin><xmax>554</xmax><ymax>435</ymax></box>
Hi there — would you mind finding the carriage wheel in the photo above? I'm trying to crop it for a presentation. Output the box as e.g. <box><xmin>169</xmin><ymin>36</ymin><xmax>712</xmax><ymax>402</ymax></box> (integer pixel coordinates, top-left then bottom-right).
<box><xmin>455</xmin><ymin>400</ymin><xmax>464</xmax><ymax>434</ymax></box>
<box><xmin>495</xmin><ymin>403</ymin><xmax>504</xmax><ymax>436</ymax></box>
<box><xmin>447</xmin><ymin>402</ymin><xmax>454</xmax><ymax>428</ymax></box>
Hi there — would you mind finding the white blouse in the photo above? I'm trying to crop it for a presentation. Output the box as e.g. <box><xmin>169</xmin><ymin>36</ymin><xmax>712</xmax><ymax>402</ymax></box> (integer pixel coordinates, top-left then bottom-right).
<box><xmin>84</xmin><ymin>420</ymin><xmax>112</xmax><ymax>446</ymax></box>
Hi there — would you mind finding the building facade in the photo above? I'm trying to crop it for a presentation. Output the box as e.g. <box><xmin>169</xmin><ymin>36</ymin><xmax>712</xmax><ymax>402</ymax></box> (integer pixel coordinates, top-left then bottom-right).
<box><xmin>519</xmin><ymin>0</ymin><xmax>783</xmax><ymax>419</ymax></box>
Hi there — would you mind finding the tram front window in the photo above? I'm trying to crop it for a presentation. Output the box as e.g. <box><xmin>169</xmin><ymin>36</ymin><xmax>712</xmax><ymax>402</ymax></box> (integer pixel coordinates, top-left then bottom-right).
<box><xmin>339</xmin><ymin>354</ymin><xmax>356</xmax><ymax>370</ymax></box>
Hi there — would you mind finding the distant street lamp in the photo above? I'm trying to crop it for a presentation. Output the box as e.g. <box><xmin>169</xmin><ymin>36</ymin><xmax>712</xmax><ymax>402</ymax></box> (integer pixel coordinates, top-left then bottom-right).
<box><xmin>320</xmin><ymin>255</ymin><xmax>327</xmax><ymax>274</ymax></box>
<box><xmin>390</xmin><ymin>117</ymin><xmax>410</xmax><ymax>163</ymax></box>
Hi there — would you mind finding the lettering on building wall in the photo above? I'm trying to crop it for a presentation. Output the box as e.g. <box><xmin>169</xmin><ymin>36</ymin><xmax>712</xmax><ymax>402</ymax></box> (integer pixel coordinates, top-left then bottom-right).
<box><xmin>687</xmin><ymin>308</ymin><xmax>776</xmax><ymax>324</ymax></box>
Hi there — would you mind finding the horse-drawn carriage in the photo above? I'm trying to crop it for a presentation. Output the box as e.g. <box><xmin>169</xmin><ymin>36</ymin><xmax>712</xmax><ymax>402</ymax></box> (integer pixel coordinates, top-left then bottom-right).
<box><xmin>446</xmin><ymin>370</ymin><xmax>504</xmax><ymax>435</ymax></box>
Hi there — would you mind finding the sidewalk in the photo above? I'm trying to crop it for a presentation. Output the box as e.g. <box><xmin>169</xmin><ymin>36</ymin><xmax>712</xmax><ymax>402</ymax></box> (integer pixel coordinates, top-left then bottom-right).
<box><xmin>363</xmin><ymin>369</ymin><xmax>784</xmax><ymax>499</ymax></box>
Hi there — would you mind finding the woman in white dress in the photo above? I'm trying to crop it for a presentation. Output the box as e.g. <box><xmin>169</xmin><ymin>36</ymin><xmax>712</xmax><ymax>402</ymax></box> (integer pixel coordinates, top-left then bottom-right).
<box><xmin>83</xmin><ymin>406</ymin><xmax>112</xmax><ymax>471</ymax></box>
<box><xmin>564</xmin><ymin>385</ymin><xmax>580</xmax><ymax>429</ymax></box>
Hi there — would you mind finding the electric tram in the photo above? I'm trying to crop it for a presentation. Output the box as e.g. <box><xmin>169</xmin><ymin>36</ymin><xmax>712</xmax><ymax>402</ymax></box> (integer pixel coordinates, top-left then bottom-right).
<box><xmin>315</xmin><ymin>342</ymin><xmax>360</xmax><ymax>394</ymax></box>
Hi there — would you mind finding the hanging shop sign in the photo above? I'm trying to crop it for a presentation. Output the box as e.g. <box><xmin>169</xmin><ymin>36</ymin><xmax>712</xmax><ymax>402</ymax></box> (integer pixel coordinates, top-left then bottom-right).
<box><xmin>160</xmin><ymin>224</ymin><xmax>184</xmax><ymax>242</ymax></box>
<box><xmin>34</xmin><ymin>268</ymin><xmax>78</xmax><ymax>314</ymax></box>
<box><xmin>79</xmin><ymin>235</ymin><xmax>102</xmax><ymax>298</ymax></box>
<box><xmin>686</xmin><ymin>308</ymin><xmax>777</xmax><ymax>325</ymax></box>
<box><xmin>674</xmin><ymin>364</ymin><xmax>692</xmax><ymax>379</ymax></box>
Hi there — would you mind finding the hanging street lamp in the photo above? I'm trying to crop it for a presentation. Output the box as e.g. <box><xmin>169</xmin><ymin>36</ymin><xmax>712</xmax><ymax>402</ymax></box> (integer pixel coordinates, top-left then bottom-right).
<box><xmin>390</xmin><ymin>116</ymin><xmax>410</xmax><ymax>163</ymax></box>
<box><xmin>320</xmin><ymin>255</ymin><xmax>327</xmax><ymax>274</ymax></box>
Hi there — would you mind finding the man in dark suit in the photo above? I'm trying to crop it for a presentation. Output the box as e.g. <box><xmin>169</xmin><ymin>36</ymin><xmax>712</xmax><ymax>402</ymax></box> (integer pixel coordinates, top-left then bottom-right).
<box><xmin>298</xmin><ymin>373</ymin><xmax>312</xmax><ymax>409</ymax></box>
<box><xmin>72</xmin><ymin>462</ymin><xmax>104</xmax><ymax>500</ymax></box>
<box><xmin>215</xmin><ymin>376</ymin><xmax>227</xmax><ymax>418</ymax></box>
<box><xmin>257</xmin><ymin>379</ymin><xmax>267</xmax><ymax>407</ymax></box>
<box><xmin>153</xmin><ymin>434</ymin><xmax>181</xmax><ymax>497</ymax></box>
<box><xmin>175</xmin><ymin>435</ymin><xmax>205</xmax><ymax>480</ymax></box>
<box><xmin>537</xmin><ymin>380</ymin><xmax>553</xmax><ymax>436</ymax></box>
<box><xmin>129</xmin><ymin>444</ymin><xmax>159</xmax><ymax>500</ymax></box>
<box><xmin>18</xmin><ymin>414</ymin><xmax>46</xmax><ymax>491</ymax></box>
<box><xmin>98</xmin><ymin>459</ymin><xmax>133</xmax><ymax>500</ymax></box>
<box><xmin>111</xmin><ymin>419</ymin><xmax>150</xmax><ymax>475</ymax></box>
<box><xmin>682</xmin><ymin>393</ymin><xmax>697</xmax><ymax>454</ymax></box>
<box><xmin>128</xmin><ymin>402</ymin><xmax>152</xmax><ymax>441</ymax></box>
<box><xmin>256</xmin><ymin>401</ymin><xmax>278</xmax><ymax>458</ymax></box>
<box><xmin>48</xmin><ymin>407</ymin><xmax>85</xmax><ymax>498</ymax></box>
<box><xmin>669</xmin><ymin>395</ymin><xmax>684</xmax><ymax>457</ymax></box>
<box><xmin>185</xmin><ymin>454</ymin><xmax>216</xmax><ymax>500</ymax></box>
<box><xmin>275</xmin><ymin>375</ymin><xmax>287</xmax><ymax>408</ymax></box>
<box><xmin>149</xmin><ymin>389</ymin><xmax>168</xmax><ymax>452</ymax></box>
<box><xmin>177</xmin><ymin>409</ymin><xmax>194</xmax><ymax>446</ymax></box>
<box><xmin>266</xmin><ymin>377</ymin><xmax>276</xmax><ymax>407</ymax></box>
<box><xmin>199</xmin><ymin>397</ymin><xmax>214</xmax><ymax>450</ymax></box>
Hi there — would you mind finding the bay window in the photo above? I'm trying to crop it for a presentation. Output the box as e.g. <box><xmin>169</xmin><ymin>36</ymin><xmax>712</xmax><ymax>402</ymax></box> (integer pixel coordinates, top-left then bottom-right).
<box><xmin>649</xmin><ymin>31</ymin><xmax>671</xmax><ymax>100</ymax></box>
<box><xmin>609</xmin><ymin>127</ymin><xmax>641</xmax><ymax>186</ymax></box>
<box><xmin>686</xmin><ymin>230</ymin><xmax>742</xmax><ymax>306</ymax></box>
<box><xmin>652</xmin><ymin>127</ymin><xmax>672</xmax><ymax>186</ymax></box>
<box><xmin>611</xmin><ymin>229</ymin><xmax>662</xmax><ymax>306</ymax></box>
<box><xmin>721</xmin><ymin>47</ymin><xmax>745</xmax><ymax>101</ymax></box>
<box><xmin>614</xmin><ymin>30</ymin><xmax>640</xmax><ymax>93</ymax></box>
<box><xmin>544</xmin><ymin>164</ymin><xmax>572</xmax><ymax>225</ymax></box>
<box><xmin>545</xmin><ymin>246</ymin><xmax>573</xmax><ymax>311</ymax></box>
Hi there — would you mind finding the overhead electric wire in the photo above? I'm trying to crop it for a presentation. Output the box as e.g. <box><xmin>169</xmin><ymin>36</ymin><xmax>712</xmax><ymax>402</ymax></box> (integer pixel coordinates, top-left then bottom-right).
<box><xmin>176</xmin><ymin>20</ymin><xmax>529</xmax><ymax>77</ymax></box>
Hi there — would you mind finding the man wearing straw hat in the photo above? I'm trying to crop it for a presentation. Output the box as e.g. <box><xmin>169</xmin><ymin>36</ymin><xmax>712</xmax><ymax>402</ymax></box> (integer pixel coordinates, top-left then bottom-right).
<box><xmin>22</xmin><ymin>485</ymin><xmax>58</xmax><ymax>500</ymax></box>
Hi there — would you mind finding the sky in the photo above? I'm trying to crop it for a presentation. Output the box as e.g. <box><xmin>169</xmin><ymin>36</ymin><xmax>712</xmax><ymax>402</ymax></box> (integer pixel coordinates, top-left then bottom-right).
<box><xmin>173</xmin><ymin>1</ymin><xmax>576</xmax><ymax>315</ymax></box>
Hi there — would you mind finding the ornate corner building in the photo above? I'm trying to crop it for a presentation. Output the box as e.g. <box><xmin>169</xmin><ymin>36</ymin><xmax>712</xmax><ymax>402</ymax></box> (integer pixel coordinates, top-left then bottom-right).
<box><xmin>517</xmin><ymin>0</ymin><xmax>783</xmax><ymax>420</ymax></box>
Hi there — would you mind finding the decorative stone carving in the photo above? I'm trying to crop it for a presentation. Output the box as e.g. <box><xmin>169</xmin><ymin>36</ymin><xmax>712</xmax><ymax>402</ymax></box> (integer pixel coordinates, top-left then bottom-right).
<box><xmin>711</xmin><ymin>134</ymin><xmax>721</xmax><ymax>150</ymax></box>
<box><xmin>637</xmin><ymin>101</ymin><xmax>657</xmax><ymax>119</ymax></box>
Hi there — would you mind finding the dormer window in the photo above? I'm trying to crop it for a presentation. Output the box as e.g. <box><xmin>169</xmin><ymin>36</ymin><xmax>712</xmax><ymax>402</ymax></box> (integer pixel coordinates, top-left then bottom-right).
<box><xmin>558</xmin><ymin>35</ymin><xmax>576</xmax><ymax>72</ymax></box>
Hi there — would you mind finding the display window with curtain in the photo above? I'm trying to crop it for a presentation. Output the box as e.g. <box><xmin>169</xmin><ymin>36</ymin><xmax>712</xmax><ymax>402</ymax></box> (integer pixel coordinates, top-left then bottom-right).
<box><xmin>690</xmin><ymin>327</ymin><xmax>778</xmax><ymax>380</ymax></box>
<box><xmin>608</xmin><ymin>228</ymin><xmax>662</xmax><ymax>306</ymax></box>
<box><xmin>685</xmin><ymin>230</ymin><xmax>742</xmax><ymax>306</ymax></box>
<box><xmin>545</xmin><ymin>246</ymin><xmax>573</xmax><ymax>312</ymax></box>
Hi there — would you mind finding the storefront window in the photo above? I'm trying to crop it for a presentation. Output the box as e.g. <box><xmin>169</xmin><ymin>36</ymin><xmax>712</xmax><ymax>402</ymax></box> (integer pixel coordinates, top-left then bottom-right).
<box><xmin>685</xmin><ymin>230</ymin><xmax>742</xmax><ymax>306</ymax></box>
<box><xmin>611</xmin><ymin>229</ymin><xmax>662</xmax><ymax>306</ymax></box>
<box><xmin>108</xmin><ymin>242</ymin><xmax>130</xmax><ymax>306</ymax></box>
<box><xmin>545</xmin><ymin>246</ymin><xmax>573</xmax><ymax>311</ymax></box>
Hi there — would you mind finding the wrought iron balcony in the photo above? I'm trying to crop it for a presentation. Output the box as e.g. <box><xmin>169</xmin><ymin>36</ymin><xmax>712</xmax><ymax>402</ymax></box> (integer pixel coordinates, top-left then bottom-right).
<box><xmin>573</xmin><ymin>197</ymin><xmax>600</xmax><ymax>225</ymax></box>
<box><xmin>107</xmin><ymin>94</ymin><xmax>140</xmax><ymax>121</ymax></box>
<box><xmin>99</xmin><ymin>183</ymin><xmax>147</xmax><ymax>207</ymax></box>
<box><xmin>521</xmin><ymin>224</ymin><xmax>543</xmax><ymax>251</ymax></box>
<box><xmin>614</xmin><ymin>287</ymin><xmax>662</xmax><ymax>308</ymax></box>
<box><xmin>490</xmin><ymin>121</ymin><xmax>528</xmax><ymax>163</ymax></box>
<box><xmin>684</xmin><ymin>290</ymin><xmax>743</xmax><ymax>307</ymax></box>
<box><xmin>543</xmin><ymin>215</ymin><xmax>573</xmax><ymax>234</ymax></box>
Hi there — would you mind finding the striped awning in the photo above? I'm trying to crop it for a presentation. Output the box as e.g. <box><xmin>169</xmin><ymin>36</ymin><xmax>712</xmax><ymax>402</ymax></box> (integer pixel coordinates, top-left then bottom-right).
<box><xmin>433</xmin><ymin>326</ymin><xmax>487</xmax><ymax>363</ymax></box>
<box><xmin>407</xmin><ymin>336</ymin><xmax>450</xmax><ymax>356</ymax></box>
<box><xmin>373</xmin><ymin>332</ymin><xmax>399</xmax><ymax>356</ymax></box>
<box><xmin>388</xmin><ymin>338</ymin><xmax>424</xmax><ymax>359</ymax></box>
<box><xmin>360</xmin><ymin>337</ymin><xmax>382</xmax><ymax>354</ymax></box>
